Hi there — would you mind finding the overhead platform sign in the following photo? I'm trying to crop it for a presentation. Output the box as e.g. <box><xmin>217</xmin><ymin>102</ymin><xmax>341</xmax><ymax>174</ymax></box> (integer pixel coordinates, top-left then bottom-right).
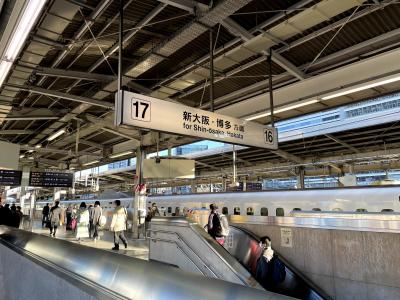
<box><xmin>0</xmin><ymin>170</ymin><xmax>22</xmax><ymax>186</ymax></box>
<box><xmin>115</xmin><ymin>91</ymin><xmax>278</xmax><ymax>149</ymax></box>
<box><xmin>29</xmin><ymin>171</ymin><xmax>73</xmax><ymax>188</ymax></box>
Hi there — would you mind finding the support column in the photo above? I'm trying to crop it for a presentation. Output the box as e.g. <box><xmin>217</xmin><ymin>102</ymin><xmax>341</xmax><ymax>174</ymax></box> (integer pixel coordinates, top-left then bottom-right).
<box><xmin>296</xmin><ymin>167</ymin><xmax>305</xmax><ymax>189</ymax></box>
<box><xmin>132</xmin><ymin>144</ymin><xmax>146</xmax><ymax>238</ymax></box>
<box><xmin>29</xmin><ymin>190</ymin><xmax>36</xmax><ymax>230</ymax></box>
<box><xmin>209</xmin><ymin>28</ymin><xmax>214</xmax><ymax>112</ymax></box>
<box><xmin>222</xmin><ymin>176</ymin><xmax>227</xmax><ymax>192</ymax></box>
<box><xmin>243</xmin><ymin>177</ymin><xmax>247</xmax><ymax>192</ymax></box>
<box><xmin>20</xmin><ymin>166</ymin><xmax>31</xmax><ymax>216</ymax></box>
<box><xmin>268</xmin><ymin>49</ymin><xmax>275</xmax><ymax>127</ymax></box>
<box><xmin>191</xmin><ymin>180</ymin><xmax>197</xmax><ymax>193</ymax></box>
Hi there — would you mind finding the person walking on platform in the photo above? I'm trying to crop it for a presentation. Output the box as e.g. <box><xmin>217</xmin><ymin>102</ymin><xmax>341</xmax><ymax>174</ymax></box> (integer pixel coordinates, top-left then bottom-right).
<box><xmin>2</xmin><ymin>204</ymin><xmax>12</xmax><ymax>226</ymax></box>
<box><xmin>76</xmin><ymin>202</ymin><xmax>90</xmax><ymax>241</ymax></box>
<box><xmin>16</xmin><ymin>206</ymin><xmax>23</xmax><ymax>228</ymax></box>
<box><xmin>49</xmin><ymin>201</ymin><xmax>63</xmax><ymax>237</ymax></box>
<box><xmin>42</xmin><ymin>203</ymin><xmax>50</xmax><ymax>227</ymax></box>
<box><xmin>89</xmin><ymin>201</ymin><xmax>102</xmax><ymax>241</ymax></box>
<box><xmin>110</xmin><ymin>200</ymin><xmax>128</xmax><ymax>250</ymax></box>
<box><xmin>66</xmin><ymin>204</ymin><xmax>73</xmax><ymax>230</ymax></box>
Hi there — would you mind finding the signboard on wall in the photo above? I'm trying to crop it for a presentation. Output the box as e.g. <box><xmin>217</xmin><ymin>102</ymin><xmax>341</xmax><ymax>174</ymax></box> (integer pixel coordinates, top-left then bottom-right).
<box><xmin>29</xmin><ymin>171</ymin><xmax>73</xmax><ymax>188</ymax></box>
<box><xmin>115</xmin><ymin>91</ymin><xmax>278</xmax><ymax>149</ymax></box>
<box><xmin>143</xmin><ymin>159</ymin><xmax>195</xmax><ymax>179</ymax></box>
<box><xmin>0</xmin><ymin>141</ymin><xmax>20</xmax><ymax>170</ymax></box>
<box><xmin>281</xmin><ymin>228</ymin><xmax>293</xmax><ymax>248</ymax></box>
<box><xmin>0</xmin><ymin>170</ymin><xmax>22</xmax><ymax>186</ymax></box>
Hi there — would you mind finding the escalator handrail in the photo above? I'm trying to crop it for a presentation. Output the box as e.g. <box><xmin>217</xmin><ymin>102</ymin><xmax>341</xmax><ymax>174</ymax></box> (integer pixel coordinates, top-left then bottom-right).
<box><xmin>151</xmin><ymin>217</ymin><xmax>262</xmax><ymax>289</ymax></box>
<box><xmin>230</xmin><ymin>225</ymin><xmax>332</xmax><ymax>300</ymax></box>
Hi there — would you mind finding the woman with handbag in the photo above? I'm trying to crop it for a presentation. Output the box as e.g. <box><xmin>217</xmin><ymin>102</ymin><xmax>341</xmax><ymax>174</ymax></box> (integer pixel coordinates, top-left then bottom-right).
<box><xmin>75</xmin><ymin>202</ymin><xmax>89</xmax><ymax>241</ymax></box>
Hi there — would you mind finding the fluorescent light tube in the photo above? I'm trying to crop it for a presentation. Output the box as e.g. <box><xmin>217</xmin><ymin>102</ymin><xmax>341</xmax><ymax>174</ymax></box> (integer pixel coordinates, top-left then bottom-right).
<box><xmin>245</xmin><ymin>99</ymin><xmax>319</xmax><ymax>121</ymax></box>
<box><xmin>0</xmin><ymin>0</ymin><xmax>46</xmax><ymax>88</ymax></box>
<box><xmin>83</xmin><ymin>160</ymin><xmax>99</xmax><ymax>166</ymax></box>
<box><xmin>275</xmin><ymin>99</ymin><xmax>319</xmax><ymax>113</ymax></box>
<box><xmin>47</xmin><ymin>129</ymin><xmax>66</xmax><ymax>141</ymax></box>
<box><xmin>35</xmin><ymin>144</ymin><xmax>41</xmax><ymax>149</ymax></box>
<box><xmin>109</xmin><ymin>150</ymin><xmax>134</xmax><ymax>158</ymax></box>
<box><xmin>322</xmin><ymin>75</ymin><xmax>400</xmax><ymax>100</ymax></box>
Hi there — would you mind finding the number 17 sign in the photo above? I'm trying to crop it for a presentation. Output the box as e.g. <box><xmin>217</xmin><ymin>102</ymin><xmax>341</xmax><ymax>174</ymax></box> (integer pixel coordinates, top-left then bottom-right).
<box><xmin>115</xmin><ymin>91</ymin><xmax>278</xmax><ymax>150</ymax></box>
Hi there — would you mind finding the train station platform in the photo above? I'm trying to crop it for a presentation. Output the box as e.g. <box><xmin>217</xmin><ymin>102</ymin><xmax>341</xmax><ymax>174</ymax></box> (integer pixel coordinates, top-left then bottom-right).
<box><xmin>31</xmin><ymin>221</ymin><xmax>148</xmax><ymax>261</ymax></box>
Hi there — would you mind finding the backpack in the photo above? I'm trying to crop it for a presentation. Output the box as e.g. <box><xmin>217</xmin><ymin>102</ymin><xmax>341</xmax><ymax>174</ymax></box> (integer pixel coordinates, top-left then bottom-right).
<box><xmin>219</xmin><ymin>214</ymin><xmax>229</xmax><ymax>237</ymax></box>
<box><xmin>212</xmin><ymin>213</ymin><xmax>223</xmax><ymax>237</ymax></box>
<box><xmin>272</xmin><ymin>256</ymin><xmax>286</xmax><ymax>284</ymax></box>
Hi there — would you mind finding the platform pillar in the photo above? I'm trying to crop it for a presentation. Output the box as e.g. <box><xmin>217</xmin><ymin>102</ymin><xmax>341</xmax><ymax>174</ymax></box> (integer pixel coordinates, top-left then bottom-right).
<box><xmin>296</xmin><ymin>167</ymin><xmax>305</xmax><ymax>189</ymax></box>
<box><xmin>222</xmin><ymin>177</ymin><xmax>227</xmax><ymax>192</ymax></box>
<box><xmin>190</xmin><ymin>180</ymin><xmax>197</xmax><ymax>193</ymax></box>
<box><xmin>132</xmin><ymin>144</ymin><xmax>145</xmax><ymax>238</ymax></box>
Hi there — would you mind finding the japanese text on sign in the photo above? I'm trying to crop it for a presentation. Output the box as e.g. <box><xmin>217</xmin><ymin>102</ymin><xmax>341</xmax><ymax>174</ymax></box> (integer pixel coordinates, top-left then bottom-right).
<box><xmin>115</xmin><ymin>91</ymin><xmax>278</xmax><ymax>149</ymax></box>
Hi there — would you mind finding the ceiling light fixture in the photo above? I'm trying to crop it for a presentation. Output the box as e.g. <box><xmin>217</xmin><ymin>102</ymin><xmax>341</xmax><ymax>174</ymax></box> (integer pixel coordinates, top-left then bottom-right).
<box><xmin>34</xmin><ymin>144</ymin><xmax>42</xmax><ymax>149</ymax></box>
<box><xmin>322</xmin><ymin>75</ymin><xmax>400</xmax><ymax>100</ymax></box>
<box><xmin>83</xmin><ymin>160</ymin><xmax>100</xmax><ymax>166</ymax></box>
<box><xmin>109</xmin><ymin>150</ymin><xmax>134</xmax><ymax>159</ymax></box>
<box><xmin>245</xmin><ymin>99</ymin><xmax>319</xmax><ymax>121</ymax></box>
<box><xmin>0</xmin><ymin>0</ymin><xmax>46</xmax><ymax>88</ymax></box>
<box><xmin>47</xmin><ymin>129</ymin><xmax>66</xmax><ymax>141</ymax></box>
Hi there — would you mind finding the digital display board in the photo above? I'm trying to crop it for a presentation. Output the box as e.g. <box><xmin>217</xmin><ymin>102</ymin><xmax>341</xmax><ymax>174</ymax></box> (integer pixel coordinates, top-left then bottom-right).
<box><xmin>29</xmin><ymin>171</ymin><xmax>73</xmax><ymax>188</ymax></box>
<box><xmin>0</xmin><ymin>170</ymin><xmax>22</xmax><ymax>186</ymax></box>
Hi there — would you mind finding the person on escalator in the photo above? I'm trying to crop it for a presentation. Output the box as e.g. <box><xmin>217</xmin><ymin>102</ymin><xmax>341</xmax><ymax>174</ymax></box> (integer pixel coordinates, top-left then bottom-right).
<box><xmin>255</xmin><ymin>236</ymin><xmax>286</xmax><ymax>291</ymax></box>
<box><xmin>206</xmin><ymin>203</ymin><xmax>229</xmax><ymax>246</ymax></box>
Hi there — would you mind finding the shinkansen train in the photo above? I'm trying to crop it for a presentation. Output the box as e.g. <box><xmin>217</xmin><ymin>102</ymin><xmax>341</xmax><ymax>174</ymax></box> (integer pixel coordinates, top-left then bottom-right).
<box><xmin>34</xmin><ymin>186</ymin><xmax>400</xmax><ymax>218</ymax></box>
<box><xmin>148</xmin><ymin>186</ymin><xmax>400</xmax><ymax>217</ymax></box>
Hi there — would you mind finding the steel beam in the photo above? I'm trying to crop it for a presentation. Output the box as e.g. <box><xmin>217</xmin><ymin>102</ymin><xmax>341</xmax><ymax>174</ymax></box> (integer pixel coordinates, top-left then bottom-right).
<box><xmin>195</xmin><ymin>160</ymin><xmax>220</xmax><ymax>171</ymax></box>
<box><xmin>35</xmin><ymin>67</ymin><xmax>116</xmax><ymax>82</ymax></box>
<box><xmin>325</xmin><ymin>134</ymin><xmax>361</xmax><ymax>154</ymax></box>
<box><xmin>0</xmin><ymin>130</ymin><xmax>34</xmax><ymax>135</ymax></box>
<box><xmin>89</xmin><ymin>3</ymin><xmax>167</xmax><ymax>71</ymax></box>
<box><xmin>7</xmin><ymin>85</ymin><xmax>114</xmax><ymax>109</ymax></box>
<box><xmin>79</xmin><ymin>139</ymin><xmax>104</xmax><ymax>149</ymax></box>
<box><xmin>220</xmin><ymin>153</ymin><xmax>252</xmax><ymax>166</ymax></box>
<box><xmin>270</xmin><ymin>149</ymin><xmax>304</xmax><ymax>165</ymax></box>
<box><xmin>21</xmin><ymin>146</ymin><xmax>103</xmax><ymax>158</ymax></box>
<box><xmin>157</xmin><ymin>0</ymin><xmax>208</xmax><ymax>14</ymax></box>
<box><xmin>221</xmin><ymin>18</ymin><xmax>306</xmax><ymax>80</ymax></box>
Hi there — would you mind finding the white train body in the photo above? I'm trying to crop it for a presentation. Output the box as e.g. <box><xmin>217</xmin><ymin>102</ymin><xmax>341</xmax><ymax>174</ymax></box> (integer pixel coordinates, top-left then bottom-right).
<box><xmin>34</xmin><ymin>186</ymin><xmax>400</xmax><ymax>218</ymax></box>
<box><xmin>149</xmin><ymin>186</ymin><xmax>400</xmax><ymax>216</ymax></box>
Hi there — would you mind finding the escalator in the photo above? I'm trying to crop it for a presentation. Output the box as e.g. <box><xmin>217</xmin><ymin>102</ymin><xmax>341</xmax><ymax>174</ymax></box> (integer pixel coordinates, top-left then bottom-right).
<box><xmin>225</xmin><ymin>225</ymin><xmax>331</xmax><ymax>300</ymax></box>
<box><xmin>149</xmin><ymin>217</ymin><xmax>331</xmax><ymax>300</ymax></box>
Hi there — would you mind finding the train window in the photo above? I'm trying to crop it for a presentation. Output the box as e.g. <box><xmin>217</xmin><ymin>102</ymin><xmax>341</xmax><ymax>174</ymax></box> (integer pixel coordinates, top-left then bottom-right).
<box><xmin>332</xmin><ymin>208</ymin><xmax>343</xmax><ymax>211</ymax></box>
<box><xmin>381</xmin><ymin>209</ymin><xmax>394</xmax><ymax>212</ymax></box>
<box><xmin>175</xmin><ymin>207</ymin><xmax>180</xmax><ymax>216</ymax></box>
<box><xmin>234</xmin><ymin>207</ymin><xmax>240</xmax><ymax>215</ymax></box>
<box><xmin>293</xmin><ymin>208</ymin><xmax>301</xmax><ymax>211</ymax></box>
<box><xmin>312</xmin><ymin>208</ymin><xmax>321</xmax><ymax>211</ymax></box>
<box><xmin>168</xmin><ymin>207</ymin><xmax>172</xmax><ymax>213</ymax></box>
<box><xmin>246</xmin><ymin>207</ymin><xmax>254</xmax><ymax>216</ymax></box>
<box><xmin>276</xmin><ymin>208</ymin><xmax>284</xmax><ymax>217</ymax></box>
<box><xmin>260</xmin><ymin>207</ymin><xmax>268</xmax><ymax>216</ymax></box>
<box><xmin>356</xmin><ymin>208</ymin><xmax>367</xmax><ymax>212</ymax></box>
<box><xmin>222</xmin><ymin>207</ymin><xmax>228</xmax><ymax>215</ymax></box>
